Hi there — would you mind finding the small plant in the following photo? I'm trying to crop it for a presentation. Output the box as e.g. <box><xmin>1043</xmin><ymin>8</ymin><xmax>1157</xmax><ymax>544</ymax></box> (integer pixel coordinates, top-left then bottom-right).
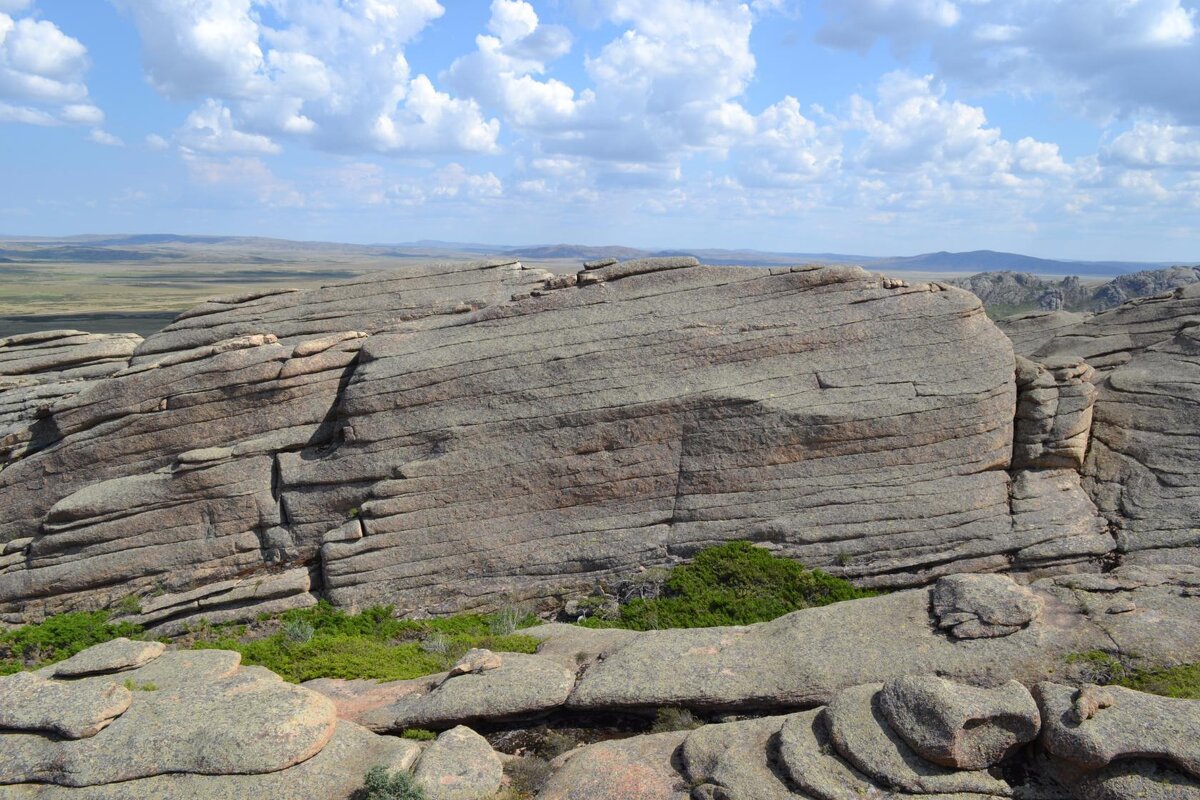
<box><xmin>419</xmin><ymin>633</ymin><xmax>450</xmax><ymax>658</ymax></box>
<box><xmin>122</xmin><ymin>678</ymin><xmax>157</xmax><ymax>691</ymax></box>
<box><xmin>400</xmin><ymin>728</ymin><xmax>437</xmax><ymax>741</ymax></box>
<box><xmin>489</xmin><ymin>603</ymin><xmax>523</xmax><ymax>636</ymax></box>
<box><xmin>1120</xmin><ymin>662</ymin><xmax>1200</xmax><ymax>699</ymax></box>
<box><xmin>505</xmin><ymin>756</ymin><xmax>554</xmax><ymax>795</ymax></box>
<box><xmin>536</xmin><ymin>730</ymin><xmax>578</xmax><ymax>759</ymax></box>
<box><xmin>115</xmin><ymin>595</ymin><xmax>142</xmax><ymax>616</ymax></box>
<box><xmin>650</xmin><ymin>706</ymin><xmax>703</xmax><ymax>733</ymax></box>
<box><xmin>835</xmin><ymin>552</ymin><xmax>853</xmax><ymax>567</ymax></box>
<box><xmin>1066</xmin><ymin>650</ymin><xmax>1132</xmax><ymax>685</ymax></box>
<box><xmin>357</xmin><ymin>766</ymin><xmax>425</xmax><ymax>800</ymax></box>
<box><xmin>348</xmin><ymin>507</ymin><xmax>360</xmax><ymax>519</ymax></box>
<box><xmin>282</xmin><ymin>619</ymin><xmax>315</xmax><ymax>646</ymax></box>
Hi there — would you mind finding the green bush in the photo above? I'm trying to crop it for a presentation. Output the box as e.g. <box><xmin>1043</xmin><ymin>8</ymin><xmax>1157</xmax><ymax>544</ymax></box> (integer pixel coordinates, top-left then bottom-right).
<box><xmin>0</xmin><ymin>611</ymin><xmax>143</xmax><ymax>674</ymax></box>
<box><xmin>192</xmin><ymin>601</ymin><xmax>540</xmax><ymax>683</ymax></box>
<box><xmin>580</xmin><ymin>541</ymin><xmax>875</xmax><ymax>630</ymax></box>
<box><xmin>400</xmin><ymin>728</ymin><xmax>437</xmax><ymax>741</ymax></box>
<box><xmin>650</xmin><ymin>707</ymin><xmax>703</xmax><ymax>733</ymax></box>
<box><xmin>505</xmin><ymin>756</ymin><xmax>554</xmax><ymax>795</ymax></box>
<box><xmin>1117</xmin><ymin>662</ymin><xmax>1200</xmax><ymax>699</ymax></box>
<box><xmin>357</xmin><ymin>766</ymin><xmax>425</xmax><ymax>800</ymax></box>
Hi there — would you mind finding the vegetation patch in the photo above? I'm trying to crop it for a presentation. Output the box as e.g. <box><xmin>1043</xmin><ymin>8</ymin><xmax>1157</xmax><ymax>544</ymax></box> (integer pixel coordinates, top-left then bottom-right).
<box><xmin>191</xmin><ymin>601</ymin><xmax>541</xmax><ymax>683</ymax></box>
<box><xmin>0</xmin><ymin>611</ymin><xmax>144</xmax><ymax>675</ymax></box>
<box><xmin>579</xmin><ymin>541</ymin><xmax>875</xmax><ymax>630</ymax></box>
<box><xmin>1064</xmin><ymin>651</ymin><xmax>1200</xmax><ymax>700</ymax></box>
<box><xmin>356</xmin><ymin>766</ymin><xmax>425</xmax><ymax>800</ymax></box>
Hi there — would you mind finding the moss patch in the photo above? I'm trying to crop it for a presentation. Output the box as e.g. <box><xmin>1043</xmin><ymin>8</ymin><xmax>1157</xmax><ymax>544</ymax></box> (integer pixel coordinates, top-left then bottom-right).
<box><xmin>1119</xmin><ymin>662</ymin><xmax>1200</xmax><ymax>699</ymax></box>
<box><xmin>581</xmin><ymin>541</ymin><xmax>875</xmax><ymax>630</ymax></box>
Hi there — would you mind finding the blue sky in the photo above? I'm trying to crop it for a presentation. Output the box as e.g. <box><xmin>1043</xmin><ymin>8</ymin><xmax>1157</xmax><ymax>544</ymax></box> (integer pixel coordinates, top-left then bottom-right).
<box><xmin>1</xmin><ymin>0</ymin><xmax>1198</xmax><ymax>261</ymax></box>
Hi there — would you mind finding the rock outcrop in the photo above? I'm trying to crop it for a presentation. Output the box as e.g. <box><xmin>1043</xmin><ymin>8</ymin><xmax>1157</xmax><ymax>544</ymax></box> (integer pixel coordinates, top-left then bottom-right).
<box><xmin>0</xmin><ymin>258</ymin><xmax>1069</xmax><ymax>627</ymax></box>
<box><xmin>0</xmin><ymin>641</ymin><xmax>512</xmax><ymax>800</ymax></box>
<box><xmin>0</xmin><ymin>256</ymin><xmax>1195</xmax><ymax>625</ymax></box>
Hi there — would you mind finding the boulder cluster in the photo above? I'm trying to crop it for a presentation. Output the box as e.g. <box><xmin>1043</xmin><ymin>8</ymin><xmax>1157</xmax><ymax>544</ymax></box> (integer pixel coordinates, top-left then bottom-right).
<box><xmin>0</xmin><ymin>638</ymin><xmax>506</xmax><ymax>799</ymax></box>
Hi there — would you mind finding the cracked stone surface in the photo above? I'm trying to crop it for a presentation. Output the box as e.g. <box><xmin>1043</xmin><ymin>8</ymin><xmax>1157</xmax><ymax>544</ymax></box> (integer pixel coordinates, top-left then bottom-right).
<box><xmin>0</xmin><ymin>672</ymin><xmax>131</xmax><ymax>739</ymax></box>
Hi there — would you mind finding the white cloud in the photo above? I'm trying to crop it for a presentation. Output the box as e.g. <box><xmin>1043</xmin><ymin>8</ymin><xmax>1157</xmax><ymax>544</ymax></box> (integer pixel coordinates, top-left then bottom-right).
<box><xmin>820</xmin><ymin>0</ymin><xmax>1200</xmax><ymax>124</ymax></box>
<box><xmin>145</xmin><ymin>133</ymin><xmax>169</xmax><ymax>150</ymax></box>
<box><xmin>1104</xmin><ymin>121</ymin><xmax>1200</xmax><ymax>169</ymax></box>
<box><xmin>0</xmin><ymin>8</ymin><xmax>104</xmax><ymax>127</ymax></box>
<box><xmin>117</xmin><ymin>0</ymin><xmax>498</xmax><ymax>156</ymax></box>
<box><xmin>88</xmin><ymin>128</ymin><xmax>123</xmax><ymax>146</ymax></box>
<box><xmin>179</xmin><ymin>99</ymin><xmax>281</xmax><ymax>154</ymax></box>
<box><xmin>183</xmin><ymin>152</ymin><xmax>307</xmax><ymax>207</ymax></box>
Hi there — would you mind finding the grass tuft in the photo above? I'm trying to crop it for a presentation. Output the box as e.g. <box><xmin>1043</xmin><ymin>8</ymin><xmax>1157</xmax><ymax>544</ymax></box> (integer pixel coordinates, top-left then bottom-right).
<box><xmin>0</xmin><ymin>611</ymin><xmax>144</xmax><ymax>675</ymax></box>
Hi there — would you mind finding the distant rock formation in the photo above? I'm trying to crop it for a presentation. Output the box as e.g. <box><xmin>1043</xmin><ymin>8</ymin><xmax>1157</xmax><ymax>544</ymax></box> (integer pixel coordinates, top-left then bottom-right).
<box><xmin>951</xmin><ymin>265</ymin><xmax>1200</xmax><ymax>313</ymax></box>
<box><xmin>0</xmin><ymin>257</ymin><xmax>1194</xmax><ymax>627</ymax></box>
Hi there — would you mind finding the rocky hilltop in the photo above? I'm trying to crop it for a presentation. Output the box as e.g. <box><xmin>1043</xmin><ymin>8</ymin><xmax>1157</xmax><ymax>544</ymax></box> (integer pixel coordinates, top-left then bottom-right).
<box><xmin>951</xmin><ymin>265</ymin><xmax>1200</xmax><ymax>312</ymax></box>
<box><xmin>0</xmin><ymin>258</ymin><xmax>1196</xmax><ymax>628</ymax></box>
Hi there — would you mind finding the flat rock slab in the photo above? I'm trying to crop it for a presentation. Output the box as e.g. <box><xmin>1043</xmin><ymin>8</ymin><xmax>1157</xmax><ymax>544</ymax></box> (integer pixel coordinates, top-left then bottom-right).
<box><xmin>826</xmin><ymin>683</ymin><xmax>1014</xmax><ymax>796</ymax></box>
<box><xmin>1036</xmin><ymin>682</ymin><xmax>1200</xmax><ymax>780</ymax></box>
<box><xmin>0</xmin><ymin>672</ymin><xmax>130</xmax><ymax>739</ymax></box>
<box><xmin>5</xmin><ymin>720</ymin><xmax>421</xmax><ymax>800</ymax></box>
<box><xmin>412</xmin><ymin>725</ymin><xmax>503</xmax><ymax>800</ymax></box>
<box><xmin>537</xmin><ymin>730</ymin><xmax>691</xmax><ymax>800</ymax></box>
<box><xmin>879</xmin><ymin>676</ymin><xmax>1040</xmax><ymax>769</ymax></box>
<box><xmin>367</xmin><ymin>653</ymin><xmax>576</xmax><ymax>730</ymax></box>
<box><xmin>38</xmin><ymin>649</ymin><xmax>243</xmax><ymax>693</ymax></box>
<box><xmin>51</xmin><ymin>638</ymin><xmax>165</xmax><ymax>677</ymax></box>
<box><xmin>0</xmin><ymin>667</ymin><xmax>337</xmax><ymax>787</ymax></box>
<box><xmin>1069</xmin><ymin>758</ymin><xmax>1200</xmax><ymax>800</ymax></box>
<box><xmin>680</xmin><ymin>715</ymin><xmax>798</xmax><ymax>800</ymax></box>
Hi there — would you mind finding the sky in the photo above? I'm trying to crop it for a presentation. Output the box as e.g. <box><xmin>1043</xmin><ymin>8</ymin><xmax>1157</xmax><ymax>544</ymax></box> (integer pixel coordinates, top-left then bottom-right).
<box><xmin>0</xmin><ymin>0</ymin><xmax>1198</xmax><ymax>261</ymax></box>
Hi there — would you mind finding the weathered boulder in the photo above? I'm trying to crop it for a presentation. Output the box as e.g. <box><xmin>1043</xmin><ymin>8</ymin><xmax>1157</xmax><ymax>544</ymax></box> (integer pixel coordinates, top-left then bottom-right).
<box><xmin>560</xmin><ymin>567</ymin><xmax>1200</xmax><ymax>713</ymax></box>
<box><xmin>412</xmin><ymin>725</ymin><xmax>503</xmax><ymax>800</ymax></box>
<box><xmin>878</xmin><ymin>676</ymin><xmax>1040</xmax><ymax>769</ymax></box>
<box><xmin>0</xmin><ymin>672</ymin><xmax>130</xmax><ymax>739</ymax></box>
<box><xmin>827</xmin><ymin>683</ymin><xmax>1013</xmax><ymax>795</ymax></box>
<box><xmin>536</xmin><ymin>730</ymin><xmax>690</xmax><ymax>800</ymax></box>
<box><xmin>312</xmin><ymin>653</ymin><xmax>577</xmax><ymax>731</ymax></box>
<box><xmin>931</xmin><ymin>573</ymin><xmax>1043</xmax><ymax>639</ymax></box>
<box><xmin>51</xmin><ymin>638</ymin><xmax>165</xmax><ymax>676</ymax></box>
<box><xmin>1035</xmin><ymin>682</ymin><xmax>1200</xmax><ymax>779</ymax></box>
<box><xmin>777</xmin><ymin>709</ymin><xmax>883</xmax><ymax>800</ymax></box>
<box><xmin>1013</xmin><ymin>355</ymin><xmax>1096</xmax><ymax>470</ymax></box>
<box><xmin>680</xmin><ymin>715</ymin><xmax>799</xmax><ymax>800</ymax></box>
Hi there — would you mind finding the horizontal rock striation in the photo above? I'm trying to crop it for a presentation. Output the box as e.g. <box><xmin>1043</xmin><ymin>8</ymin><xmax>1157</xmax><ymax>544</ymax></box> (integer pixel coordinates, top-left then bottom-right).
<box><xmin>0</xmin><ymin>256</ymin><xmax>1190</xmax><ymax>623</ymax></box>
<box><xmin>1017</xmin><ymin>284</ymin><xmax>1200</xmax><ymax>567</ymax></box>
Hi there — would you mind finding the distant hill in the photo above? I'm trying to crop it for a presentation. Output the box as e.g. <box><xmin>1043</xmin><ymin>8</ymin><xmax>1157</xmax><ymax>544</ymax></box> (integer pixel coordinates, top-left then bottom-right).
<box><xmin>503</xmin><ymin>244</ymin><xmax>648</xmax><ymax>261</ymax></box>
<box><xmin>872</xmin><ymin>250</ymin><xmax>1183</xmax><ymax>277</ymax></box>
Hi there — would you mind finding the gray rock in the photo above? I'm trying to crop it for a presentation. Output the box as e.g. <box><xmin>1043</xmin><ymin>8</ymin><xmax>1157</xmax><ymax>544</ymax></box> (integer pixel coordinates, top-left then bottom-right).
<box><xmin>777</xmin><ymin>708</ymin><xmax>882</xmax><ymax>800</ymax></box>
<box><xmin>879</xmin><ymin>676</ymin><xmax>1040</xmax><ymax>769</ymax></box>
<box><xmin>51</xmin><ymin>638</ymin><xmax>165</xmax><ymax>677</ymax></box>
<box><xmin>344</xmin><ymin>653</ymin><xmax>576</xmax><ymax>730</ymax></box>
<box><xmin>1068</xmin><ymin>758</ymin><xmax>1200</xmax><ymax>800</ymax></box>
<box><xmin>6</xmin><ymin>720</ymin><xmax>421</xmax><ymax>800</ymax></box>
<box><xmin>931</xmin><ymin>574</ymin><xmax>1044</xmax><ymax>639</ymax></box>
<box><xmin>0</xmin><ymin>672</ymin><xmax>130</xmax><ymax>739</ymax></box>
<box><xmin>412</xmin><ymin>725</ymin><xmax>503</xmax><ymax>800</ymax></box>
<box><xmin>1013</xmin><ymin>356</ymin><xmax>1096</xmax><ymax>470</ymax></box>
<box><xmin>826</xmin><ymin>683</ymin><xmax>1013</xmax><ymax>795</ymax></box>
<box><xmin>1035</xmin><ymin>682</ymin><xmax>1200</xmax><ymax>779</ymax></box>
<box><xmin>536</xmin><ymin>730</ymin><xmax>690</xmax><ymax>800</ymax></box>
<box><xmin>564</xmin><ymin>568</ymin><xmax>1200</xmax><ymax>713</ymax></box>
<box><xmin>679</xmin><ymin>715</ymin><xmax>798</xmax><ymax>800</ymax></box>
<box><xmin>0</xmin><ymin>664</ymin><xmax>337</xmax><ymax>786</ymax></box>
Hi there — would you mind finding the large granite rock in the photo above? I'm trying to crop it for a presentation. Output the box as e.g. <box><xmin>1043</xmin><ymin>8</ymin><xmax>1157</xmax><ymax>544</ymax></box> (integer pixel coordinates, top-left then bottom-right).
<box><xmin>0</xmin><ymin>259</ymin><xmax>1050</xmax><ymax>626</ymax></box>
<box><xmin>557</xmin><ymin>567</ymin><xmax>1200</xmax><ymax>713</ymax></box>
<box><xmin>1029</xmin><ymin>284</ymin><xmax>1200</xmax><ymax>567</ymax></box>
<box><xmin>536</xmin><ymin>730</ymin><xmax>691</xmax><ymax>800</ymax></box>
<box><xmin>411</xmin><ymin>725</ymin><xmax>503</xmax><ymax>800</ymax></box>
<box><xmin>0</xmin><ymin>672</ymin><xmax>131</xmax><ymax>739</ymax></box>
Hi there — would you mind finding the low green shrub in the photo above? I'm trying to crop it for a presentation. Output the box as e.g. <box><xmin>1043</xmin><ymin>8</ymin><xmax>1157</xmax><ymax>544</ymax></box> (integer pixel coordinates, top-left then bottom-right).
<box><xmin>400</xmin><ymin>728</ymin><xmax>437</xmax><ymax>741</ymax></box>
<box><xmin>192</xmin><ymin>601</ymin><xmax>540</xmax><ymax>683</ymax></box>
<box><xmin>650</xmin><ymin>707</ymin><xmax>703</xmax><ymax>733</ymax></box>
<box><xmin>1065</xmin><ymin>650</ymin><xmax>1132</xmax><ymax>685</ymax></box>
<box><xmin>1117</xmin><ymin>662</ymin><xmax>1200</xmax><ymax>699</ymax></box>
<box><xmin>357</xmin><ymin>766</ymin><xmax>425</xmax><ymax>800</ymax></box>
<box><xmin>580</xmin><ymin>541</ymin><xmax>875</xmax><ymax>630</ymax></box>
<box><xmin>0</xmin><ymin>610</ymin><xmax>143</xmax><ymax>674</ymax></box>
<box><xmin>505</xmin><ymin>756</ymin><xmax>554</xmax><ymax>796</ymax></box>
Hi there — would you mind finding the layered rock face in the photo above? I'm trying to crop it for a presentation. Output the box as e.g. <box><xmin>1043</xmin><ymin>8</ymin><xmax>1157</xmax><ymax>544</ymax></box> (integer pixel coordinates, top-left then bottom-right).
<box><xmin>1011</xmin><ymin>284</ymin><xmax>1200</xmax><ymax>567</ymax></box>
<box><xmin>0</xmin><ymin>256</ymin><xmax>1190</xmax><ymax>625</ymax></box>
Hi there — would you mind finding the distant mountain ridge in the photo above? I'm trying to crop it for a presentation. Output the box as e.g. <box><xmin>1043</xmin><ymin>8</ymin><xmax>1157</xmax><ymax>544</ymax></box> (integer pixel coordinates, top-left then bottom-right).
<box><xmin>951</xmin><ymin>266</ymin><xmax>1200</xmax><ymax>314</ymax></box>
<box><xmin>0</xmin><ymin>234</ymin><xmax>1192</xmax><ymax>277</ymax></box>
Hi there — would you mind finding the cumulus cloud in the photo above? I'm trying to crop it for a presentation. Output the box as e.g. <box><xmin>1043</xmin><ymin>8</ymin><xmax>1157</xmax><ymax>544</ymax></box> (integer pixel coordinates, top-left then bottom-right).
<box><xmin>1104</xmin><ymin>121</ymin><xmax>1200</xmax><ymax>169</ymax></box>
<box><xmin>820</xmin><ymin>0</ymin><xmax>1200</xmax><ymax>124</ymax></box>
<box><xmin>0</xmin><ymin>6</ymin><xmax>106</xmax><ymax>131</ymax></box>
<box><xmin>178</xmin><ymin>99</ymin><xmax>281</xmax><ymax>155</ymax></box>
<box><xmin>117</xmin><ymin>0</ymin><xmax>498</xmax><ymax>155</ymax></box>
<box><xmin>145</xmin><ymin>132</ymin><xmax>169</xmax><ymax>150</ymax></box>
